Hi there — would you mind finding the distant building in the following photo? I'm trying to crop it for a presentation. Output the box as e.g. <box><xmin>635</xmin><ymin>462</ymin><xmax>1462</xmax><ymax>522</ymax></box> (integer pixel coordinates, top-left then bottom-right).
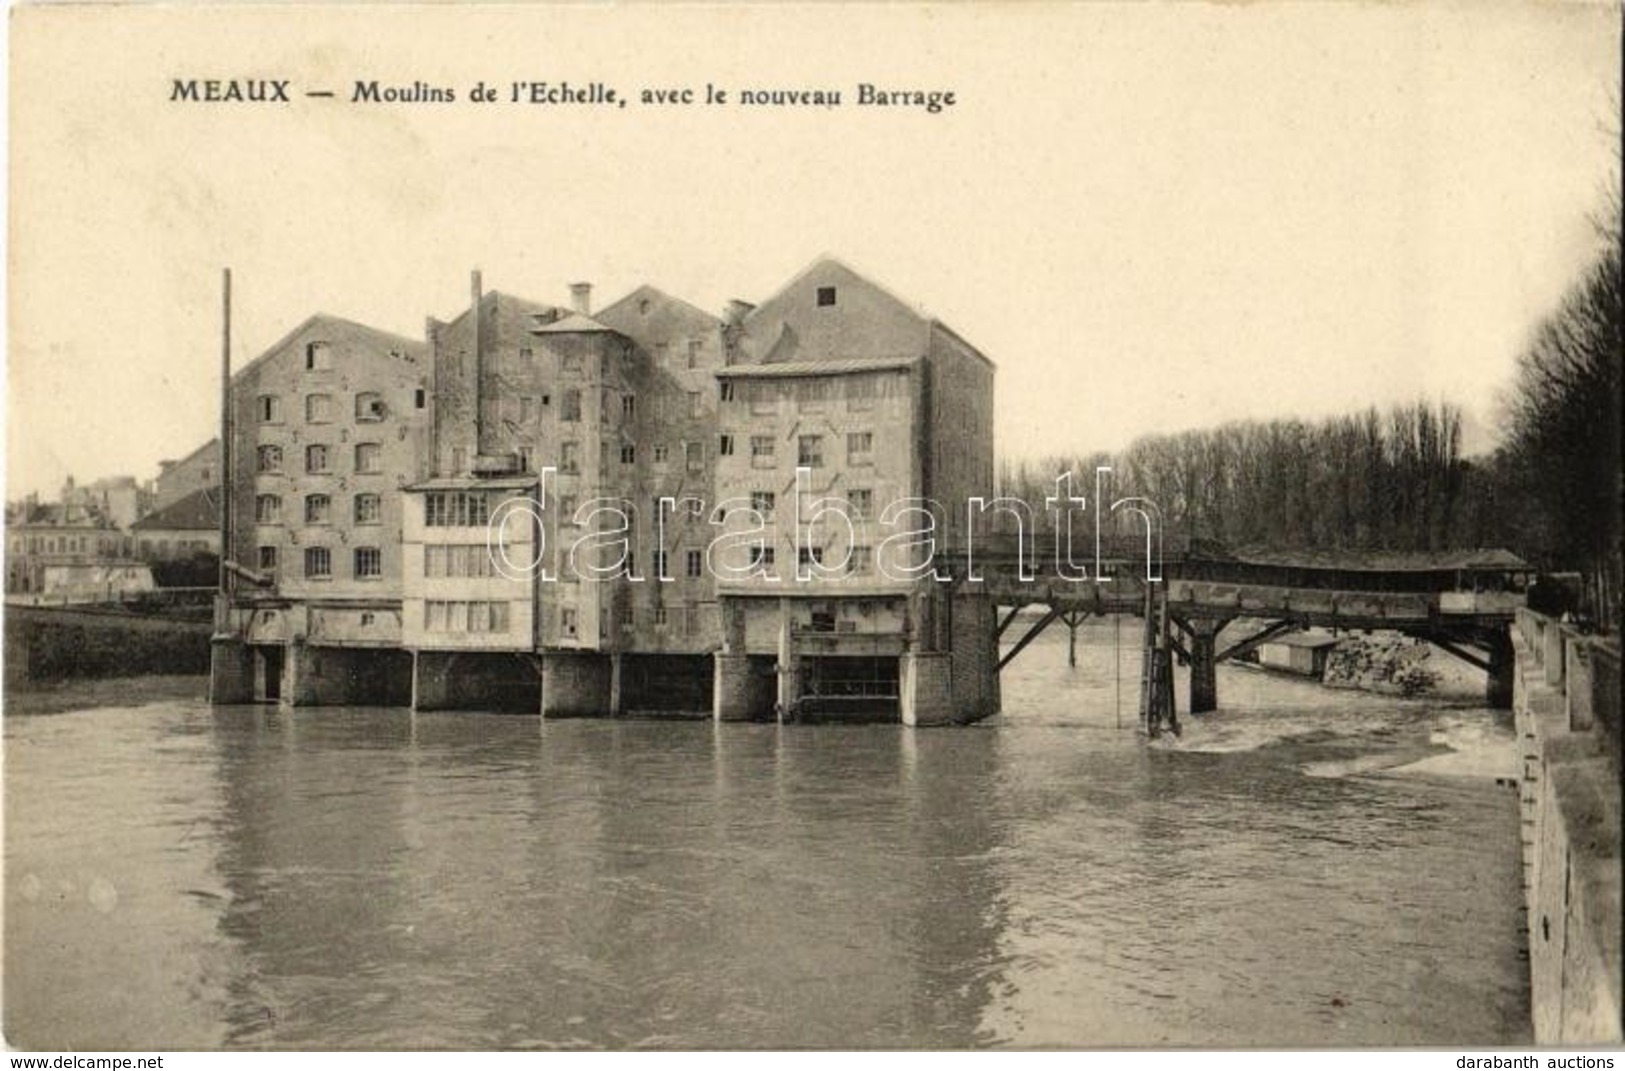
<box><xmin>152</xmin><ymin>439</ymin><xmax>220</xmax><ymax>514</ymax></box>
<box><xmin>59</xmin><ymin>474</ymin><xmax>147</xmax><ymax>531</ymax></box>
<box><xmin>130</xmin><ymin>486</ymin><xmax>221</xmax><ymax>559</ymax></box>
<box><xmin>5</xmin><ymin>501</ymin><xmax>137</xmax><ymax>597</ymax></box>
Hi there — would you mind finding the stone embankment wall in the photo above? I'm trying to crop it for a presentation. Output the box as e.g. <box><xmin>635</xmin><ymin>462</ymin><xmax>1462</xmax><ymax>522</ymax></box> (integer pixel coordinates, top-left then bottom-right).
<box><xmin>4</xmin><ymin>604</ymin><xmax>213</xmax><ymax>687</ymax></box>
<box><xmin>1511</xmin><ymin>608</ymin><xmax>1621</xmax><ymax>1044</ymax></box>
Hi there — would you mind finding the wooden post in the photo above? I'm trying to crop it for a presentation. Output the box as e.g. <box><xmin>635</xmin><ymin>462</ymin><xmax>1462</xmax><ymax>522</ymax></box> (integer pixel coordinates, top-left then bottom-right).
<box><xmin>218</xmin><ymin>268</ymin><xmax>232</xmax><ymax>604</ymax></box>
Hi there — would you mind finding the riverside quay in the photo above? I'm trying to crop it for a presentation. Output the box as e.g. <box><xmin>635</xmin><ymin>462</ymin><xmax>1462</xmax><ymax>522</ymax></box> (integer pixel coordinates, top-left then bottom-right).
<box><xmin>208</xmin><ymin>258</ymin><xmax>1002</xmax><ymax>724</ymax></box>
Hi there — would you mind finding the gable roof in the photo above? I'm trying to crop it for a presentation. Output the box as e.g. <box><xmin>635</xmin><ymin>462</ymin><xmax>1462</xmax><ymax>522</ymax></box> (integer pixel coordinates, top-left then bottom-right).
<box><xmin>231</xmin><ymin>313</ymin><xmax>427</xmax><ymax>385</ymax></box>
<box><xmin>597</xmin><ymin>283</ymin><xmax>724</xmax><ymax>329</ymax></box>
<box><xmin>132</xmin><ymin>487</ymin><xmax>220</xmax><ymax>531</ymax></box>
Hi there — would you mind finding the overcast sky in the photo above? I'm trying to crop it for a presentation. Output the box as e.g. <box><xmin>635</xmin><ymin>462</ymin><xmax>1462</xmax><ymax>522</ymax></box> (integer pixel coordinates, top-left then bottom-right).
<box><xmin>7</xmin><ymin>2</ymin><xmax>1620</xmax><ymax>499</ymax></box>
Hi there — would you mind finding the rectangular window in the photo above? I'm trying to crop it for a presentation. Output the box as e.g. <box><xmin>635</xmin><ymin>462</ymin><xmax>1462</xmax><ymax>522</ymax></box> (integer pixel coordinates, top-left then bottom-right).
<box><xmin>424</xmin><ymin>600</ymin><xmax>510</xmax><ymax>633</ymax></box>
<box><xmin>424</xmin><ymin>545</ymin><xmax>495</xmax><ymax>579</ymax></box>
<box><xmin>849</xmin><ymin>545</ymin><xmax>872</xmax><ymax>574</ymax></box>
<box><xmin>751</xmin><ymin>491</ymin><xmax>775</xmax><ymax>519</ymax></box>
<box><xmin>719</xmin><ymin>382</ymin><xmax>736</xmax><ymax>403</ymax></box>
<box><xmin>686</xmin><ymin>549</ymin><xmax>703</xmax><ymax>578</ymax></box>
<box><xmin>687</xmin><ymin>340</ymin><xmax>702</xmax><ymax>369</ymax></box>
<box><xmin>415</xmin><ymin>388</ymin><xmax>426</xmax><ymax>409</ymax></box>
<box><xmin>799</xmin><ymin>546</ymin><xmax>825</xmax><ymax>568</ymax></box>
<box><xmin>561</xmin><ymin>389</ymin><xmax>582</xmax><ymax>422</ymax></box>
<box><xmin>719</xmin><ymin>434</ymin><xmax>735</xmax><ymax>457</ymax></box>
<box><xmin>562</xmin><ymin>353</ymin><xmax>582</xmax><ymax>374</ymax></box>
<box><xmin>652</xmin><ymin>606</ymin><xmax>668</xmax><ymax>627</ymax></box>
<box><xmin>685</xmin><ymin>441</ymin><xmax>704</xmax><ymax>473</ymax></box>
<box><xmin>798</xmin><ymin>435</ymin><xmax>823</xmax><ymax>467</ymax></box>
<box><xmin>847</xmin><ymin>377</ymin><xmax>876</xmax><ymax>412</ymax></box>
<box><xmin>256</xmin><ymin>445</ymin><xmax>282</xmax><ymax>473</ymax></box>
<box><xmin>354</xmin><ymin>392</ymin><xmax>384</xmax><ymax>422</ymax></box>
<box><xmin>256</xmin><ymin>395</ymin><xmax>280</xmax><ymax>423</ymax></box>
<box><xmin>622</xmin><ymin>394</ymin><xmax>636</xmax><ymax>419</ymax></box>
<box><xmin>652</xmin><ymin>444</ymin><xmax>669</xmax><ymax>466</ymax></box>
<box><xmin>354</xmin><ymin>493</ymin><xmax>381</xmax><ymax>524</ymax></box>
<box><xmin>255</xmin><ymin>494</ymin><xmax>282</xmax><ymax>523</ymax></box>
<box><xmin>520</xmin><ymin>396</ymin><xmax>537</xmax><ymax>423</ymax></box>
<box><xmin>847</xmin><ymin>432</ymin><xmax>874</xmax><ymax>465</ymax></box>
<box><xmin>750</xmin><ymin>435</ymin><xmax>775</xmax><ymax>469</ymax></box>
<box><xmin>561</xmin><ymin>607</ymin><xmax>578</xmax><ymax>638</ymax></box>
<box><xmin>559</xmin><ymin>494</ymin><xmax>578</xmax><ymax>524</ymax></box>
<box><xmin>816</xmin><ymin>286</ymin><xmax>837</xmax><ymax>307</ymax></box>
<box><xmin>559</xmin><ymin>441</ymin><xmax>580</xmax><ymax>474</ymax></box>
<box><xmin>423</xmin><ymin>492</ymin><xmax>491</xmax><ymax>528</ymax></box>
<box><xmin>304</xmin><ymin>546</ymin><xmax>331</xmax><ymax>578</ymax></box>
<box><xmin>653</xmin><ymin>548</ymin><xmax>668</xmax><ymax>579</ymax></box>
<box><xmin>750</xmin><ymin>384</ymin><xmax>777</xmax><ymax>416</ymax></box>
<box><xmin>620</xmin><ymin>443</ymin><xmax>635</xmax><ymax>465</ymax></box>
<box><xmin>688</xmin><ymin>391</ymin><xmax>702</xmax><ymax>418</ymax></box>
<box><xmin>354</xmin><ymin>547</ymin><xmax>382</xmax><ymax>579</ymax></box>
<box><xmin>848</xmin><ymin>488</ymin><xmax>873</xmax><ymax>520</ymax></box>
<box><xmin>305</xmin><ymin>394</ymin><xmax>333</xmax><ymax>423</ymax></box>
<box><xmin>354</xmin><ymin>443</ymin><xmax>382</xmax><ymax>473</ymax></box>
<box><xmin>258</xmin><ymin>546</ymin><xmax>278</xmax><ymax>573</ymax></box>
<box><xmin>517</xmin><ymin>445</ymin><xmax>535</xmax><ymax>473</ymax></box>
<box><xmin>305</xmin><ymin>341</ymin><xmax>332</xmax><ymax>371</ymax></box>
<box><xmin>306</xmin><ymin>444</ymin><xmax>329</xmax><ymax>473</ymax></box>
<box><xmin>305</xmin><ymin>494</ymin><xmax>331</xmax><ymax>524</ymax></box>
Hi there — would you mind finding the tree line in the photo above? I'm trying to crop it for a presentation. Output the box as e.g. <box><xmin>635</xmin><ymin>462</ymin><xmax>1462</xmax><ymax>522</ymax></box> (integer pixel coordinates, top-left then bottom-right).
<box><xmin>999</xmin><ymin>205</ymin><xmax>1621</xmax><ymax>626</ymax></box>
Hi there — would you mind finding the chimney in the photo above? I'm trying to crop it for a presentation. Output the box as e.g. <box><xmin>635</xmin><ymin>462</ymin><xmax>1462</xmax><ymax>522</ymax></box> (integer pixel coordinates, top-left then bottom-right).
<box><xmin>569</xmin><ymin>282</ymin><xmax>593</xmax><ymax>317</ymax></box>
<box><xmin>471</xmin><ymin>270</ymin><xmax>484</xmax><ymax>450</ymax></box>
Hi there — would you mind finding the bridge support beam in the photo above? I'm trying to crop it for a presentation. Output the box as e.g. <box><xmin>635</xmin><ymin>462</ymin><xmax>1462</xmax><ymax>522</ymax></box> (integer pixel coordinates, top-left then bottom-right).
<box><xmin>1486</xmin><ymin>629</ymin><xmax>1514</xmax><ymax>710</ymax></box>
<box><xmin>1187</xmin><ymin>618</ymin><xmax>1225</xmax><ymax>714</ymax></box>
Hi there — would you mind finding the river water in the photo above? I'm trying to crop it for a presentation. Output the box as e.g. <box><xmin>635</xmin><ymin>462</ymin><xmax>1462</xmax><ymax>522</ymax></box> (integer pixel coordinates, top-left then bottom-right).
<box><xmin>4</xmin><ymin>621</ymin><xmax>1530</xmax><ymax>1049</ymax></box>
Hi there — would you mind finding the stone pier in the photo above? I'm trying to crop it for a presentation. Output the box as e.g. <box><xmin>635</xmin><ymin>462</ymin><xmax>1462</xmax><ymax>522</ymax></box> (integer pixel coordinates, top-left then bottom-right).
<box><xmin>1511</xmin><ymin>608</ymin><xmax>1621</xmax><ymax>1044</ymax></box>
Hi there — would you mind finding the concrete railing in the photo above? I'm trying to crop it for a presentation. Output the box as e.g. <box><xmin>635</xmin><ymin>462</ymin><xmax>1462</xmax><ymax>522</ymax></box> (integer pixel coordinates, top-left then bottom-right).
<box><xmin>1511</xmin><ymin>608</ymin><xmax>1622</xmax><ymax>1044</ymax></box>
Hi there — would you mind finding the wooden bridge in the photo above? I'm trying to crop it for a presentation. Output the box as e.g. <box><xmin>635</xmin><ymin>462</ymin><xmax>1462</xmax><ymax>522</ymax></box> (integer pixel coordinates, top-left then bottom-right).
<box><xmin>938</xmin><ymin>534</ymin><xmax>1531</xmax><ymax>734</ymax></box>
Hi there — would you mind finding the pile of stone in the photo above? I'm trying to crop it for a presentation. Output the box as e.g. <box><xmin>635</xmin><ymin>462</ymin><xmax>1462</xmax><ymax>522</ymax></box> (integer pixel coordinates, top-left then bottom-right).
<box><xmin>1322</xmin><ymin>632</ymin><xmax>1439</xmax><ymax>697</ymax></box>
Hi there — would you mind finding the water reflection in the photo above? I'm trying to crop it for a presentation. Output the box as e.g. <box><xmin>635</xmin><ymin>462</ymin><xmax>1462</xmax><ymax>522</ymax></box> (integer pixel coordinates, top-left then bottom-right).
<box><xmin>4</xmin><ymin>620</ymin><xmax>1528</xmax><ymax>1049</ymax></box>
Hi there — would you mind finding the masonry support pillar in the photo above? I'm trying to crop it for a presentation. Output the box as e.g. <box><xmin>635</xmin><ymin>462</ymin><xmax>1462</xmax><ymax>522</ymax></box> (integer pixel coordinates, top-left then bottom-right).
<box><xmin>1487</xmin><ymin>628</ymin><xmax>1515</xmax><ymax>710</ymax></box>
<box><xmin>900</xmin><ymin>652</ymin><xmax>954</xmax><ymax>727</ymax></box>
<box><xmin>541</xmin><ymin>651</ymin><xmax>612</xmax><ymax>717</ymax></box>
<box><xmin>209</xmin><ymin>637</ymin><xmax>254</xmax><ymax>704</ymax></box>
<box><xmin>1188</xmin><ymin>618</ymin><xmax>1225</xmax><ymax>715</ymax></box>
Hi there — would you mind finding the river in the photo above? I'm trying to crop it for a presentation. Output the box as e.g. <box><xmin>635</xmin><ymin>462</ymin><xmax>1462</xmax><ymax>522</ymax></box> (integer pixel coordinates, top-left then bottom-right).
<box><xmin>3</xmin><ymin>621</ymin><xmax>1530</xmax><ymax>1049</ymax></box>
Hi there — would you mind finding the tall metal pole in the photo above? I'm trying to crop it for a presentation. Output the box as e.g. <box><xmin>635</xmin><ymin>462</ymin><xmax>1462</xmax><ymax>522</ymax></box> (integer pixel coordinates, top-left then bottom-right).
<box><xmin>218</xmin><ymin>268</ymin><xmax>232</xmax><ymax>599</ymax></box>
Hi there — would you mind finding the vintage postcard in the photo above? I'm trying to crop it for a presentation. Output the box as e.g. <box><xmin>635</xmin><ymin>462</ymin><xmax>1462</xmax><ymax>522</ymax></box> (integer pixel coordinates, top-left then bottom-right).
<box><xmin>4</xmin><ymin>1</ymin><xmax>1620</xmax><ymax>1056</ymax></box>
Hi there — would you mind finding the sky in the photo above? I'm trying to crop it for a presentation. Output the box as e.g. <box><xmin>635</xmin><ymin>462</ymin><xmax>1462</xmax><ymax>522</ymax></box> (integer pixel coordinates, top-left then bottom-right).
<box><xmin>6</xmin><ymin>2</ymin><xmax>1620</xmax><ymax>500</ymax></box>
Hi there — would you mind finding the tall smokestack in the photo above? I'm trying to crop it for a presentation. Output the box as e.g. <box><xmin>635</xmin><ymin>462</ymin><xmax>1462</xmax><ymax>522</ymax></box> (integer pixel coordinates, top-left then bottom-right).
<box><xmin>471</xmin><ymin>269</ymin><xmax>483</xmax><ymax>458</ymax></box>
<box><xmin>570</xmin><ymin>282</ymin><xmax>592</xmax><ymax>317</ymax></box>
<box><xmin>218</xmin><ymin>268</ymin><xmax>232</xmax><ymax>599</ymax></box>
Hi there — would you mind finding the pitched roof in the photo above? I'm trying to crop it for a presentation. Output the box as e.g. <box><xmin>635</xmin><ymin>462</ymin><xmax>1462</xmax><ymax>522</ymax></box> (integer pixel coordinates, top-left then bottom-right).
<box><xmin>132</xmin><ymin>487</ymin><xmax>219</xmax><ymax>531</ymax></box>
<box><xmin>533</xmin><ymin>312</ymin><xmax>615</xmax><ymax>335</ymax></box>
<box><xmin>715</xmin><ymin>356</ymin><xmax>921</xmax><ymax>378</ymax></box>
<box><xmin>1223</xmin><ymin>546</ymin><xmax>1530</xmax><ymax>573</ymax></box>
<box><xmin>231</xmin><ymin>313</ymin><xmax>427</xmax><ymax>384</ymax></box>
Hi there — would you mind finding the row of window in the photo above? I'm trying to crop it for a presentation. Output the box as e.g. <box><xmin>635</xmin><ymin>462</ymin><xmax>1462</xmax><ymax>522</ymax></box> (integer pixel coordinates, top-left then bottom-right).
<box><xmin>718</xmin><ymin>376</ymin><xmax>882</xmax><ymax>414</ymax></box>
<box><xmin>257</xmin><ymin>492</ymin><xmax>381</xmax><ymax>525</ymax></box>
<box><xmin>11</xmin><ymin>535</ymin><xmax>129</xmax><ymax>555</ymax></box>
<box><xmin>256</xmin><ymin>443</ymin><xmax>384</xmax><ymax>475</ymax></box>
<box><xmin>424</xmin><ymin>599</ymin><xmax>509</xmax><ymax>633</ymax></box>
<box><xmin>257</xmin><ymin>391</ymin><xmax>421</xmax><ymax>425</ymax></box>
<box><xmin>721</xmin><ymin>432</ymin><xmax>874</xmax><ymax>468</ymax></box>
<box><xmin>260</xmin><ymin>545</ymin><xmax>381</xmax><ymax>580</ymax></box>
<box><xmin>436</xmin><ymin>430</ymin><xmax>876</xmax><ymax>479</ymax></box>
